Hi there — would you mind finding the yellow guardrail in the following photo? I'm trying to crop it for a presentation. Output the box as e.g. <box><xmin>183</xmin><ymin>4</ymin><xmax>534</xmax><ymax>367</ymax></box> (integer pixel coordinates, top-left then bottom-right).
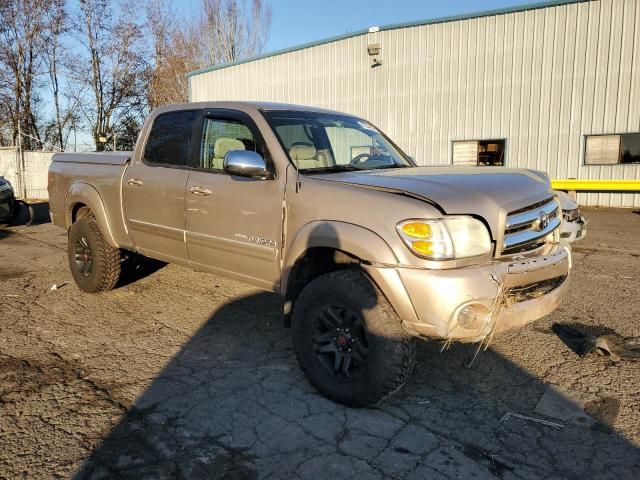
<box><xmin>551</xmin><ymin>179</ymin><xmax>640</xmax><ymax>192</ymax></box>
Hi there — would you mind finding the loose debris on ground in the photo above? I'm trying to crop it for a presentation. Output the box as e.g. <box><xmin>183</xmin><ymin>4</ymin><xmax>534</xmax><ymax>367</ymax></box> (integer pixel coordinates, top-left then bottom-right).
<box><xmin>553</xmin><ymin>323</ymin><xmax>640</xmax><ymax>361</ymax></box>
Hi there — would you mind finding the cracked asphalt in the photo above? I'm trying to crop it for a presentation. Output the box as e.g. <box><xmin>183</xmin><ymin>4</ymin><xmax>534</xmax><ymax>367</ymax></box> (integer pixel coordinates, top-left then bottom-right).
<box><xmin>1</xmin><ymin>207</ymin><xmax>639</xmax><ymax>479</ymax></box>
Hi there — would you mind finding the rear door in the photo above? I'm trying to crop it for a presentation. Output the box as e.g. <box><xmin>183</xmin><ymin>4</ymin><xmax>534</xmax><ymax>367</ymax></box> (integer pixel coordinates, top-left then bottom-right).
<box><xmin>123</xmin><ymin>109</ymin><xmax>199</xmax><ymax>263</ymax></box>
<box><xmin>185</xmin><ymin>109</ymin><xmax>284</xmax><ymax>289</ymax></box>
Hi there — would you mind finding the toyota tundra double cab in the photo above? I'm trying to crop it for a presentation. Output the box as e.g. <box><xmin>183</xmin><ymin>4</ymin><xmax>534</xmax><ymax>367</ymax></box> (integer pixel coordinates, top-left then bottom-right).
<box><xmin>48</xmin><ymin>102</ymin><xmax>571</xmax><ymax>406</ymax></box>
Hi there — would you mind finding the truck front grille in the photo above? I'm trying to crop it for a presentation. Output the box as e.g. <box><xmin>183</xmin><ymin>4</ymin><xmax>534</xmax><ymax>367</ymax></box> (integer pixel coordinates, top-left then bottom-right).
<box><xmin>502</xmin><ymin>197</ymin><xmax>561</xmax><ymax>255</ymax></box>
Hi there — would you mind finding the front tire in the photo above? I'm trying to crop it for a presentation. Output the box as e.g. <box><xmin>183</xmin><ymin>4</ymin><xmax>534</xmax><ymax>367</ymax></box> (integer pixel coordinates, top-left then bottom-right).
<box><xmin>68</xmin><ymin>214</ymin><xmax>121</xmax><ymax>293</ymax></box>
<box><xmin>292</xmin><ymin>269</ymin><xmax>416</xmax><ymax>407</ymax></box>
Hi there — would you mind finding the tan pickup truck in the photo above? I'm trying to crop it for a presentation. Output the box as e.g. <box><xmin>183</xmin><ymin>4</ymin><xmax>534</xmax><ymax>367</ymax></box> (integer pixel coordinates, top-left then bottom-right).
<box><xmin>48</xmin><ymin>102</ymin><xmax>571</xmax><ymax>406</ymax></box>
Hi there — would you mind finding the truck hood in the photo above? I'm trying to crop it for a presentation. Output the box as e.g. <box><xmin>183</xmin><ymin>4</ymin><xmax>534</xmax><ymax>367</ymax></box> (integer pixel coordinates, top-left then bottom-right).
<box><xmin>309</xmin><ymin>166</ymin><xmax>555</xmax><ymax>237</ymax></box>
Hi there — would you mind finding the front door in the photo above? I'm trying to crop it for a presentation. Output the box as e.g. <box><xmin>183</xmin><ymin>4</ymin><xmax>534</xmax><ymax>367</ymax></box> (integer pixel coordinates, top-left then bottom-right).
<box><xmin>185</xmin><ymin>110</ymin><xmax>284</xmax><ymax>289</ymax></box>
<box><xmin>123</xmin><ymin>109</ymin><xmax>199</xmax><ymax>263</ymax></box>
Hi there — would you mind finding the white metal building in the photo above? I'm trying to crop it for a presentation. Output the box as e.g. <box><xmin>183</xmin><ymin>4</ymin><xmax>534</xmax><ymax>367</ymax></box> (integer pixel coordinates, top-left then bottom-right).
<box><xmin>188</xmin><ymin>0</ymin><xmax>640</xmax><ymax>207</ymax></box>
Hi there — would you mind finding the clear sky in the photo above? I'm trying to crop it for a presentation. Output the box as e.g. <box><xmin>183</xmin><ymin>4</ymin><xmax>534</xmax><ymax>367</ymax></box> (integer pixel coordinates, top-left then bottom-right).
<box><xmin>173</xmin><ymin>0</ymin><xmax>546</xmax><ymax>53</ymax></box>
<box><xmin>266</xmin><ymin>0</ymin><xmax>544</xmax><ymax>52</ymax></box>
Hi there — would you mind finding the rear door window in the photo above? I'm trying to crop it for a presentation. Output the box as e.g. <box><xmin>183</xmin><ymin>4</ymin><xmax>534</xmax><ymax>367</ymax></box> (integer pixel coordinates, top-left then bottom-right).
<box><xmin>144</xmin><ymin>110</ymin><xmax>199</xmax><ymax>167</ymax></box>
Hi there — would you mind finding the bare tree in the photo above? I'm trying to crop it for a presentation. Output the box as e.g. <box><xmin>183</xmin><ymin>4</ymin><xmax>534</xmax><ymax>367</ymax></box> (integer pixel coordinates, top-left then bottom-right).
<box><xmin>146</xmin><ymin>0</ymin><xmax>171</xmax><ymax>109</ymax></box>
<box><xmin>0</xmin><ymin>0</ymin><xmax>272</xmax><ymax>151</ymax></box>
<box><xmin>74</xmin><ymin>0</ymin><xmax>148</xmax><ymax>150</ymax></box>
<box><xmin>145</xmin><ymin>0</ymin><xmax>194</xmax><ymax>108</ymax></box>
<box><xmin>199</xmin><ymin>0</ymin><xmax>271</xmax><ymax>65</ymax></box>
<box><xmin>0</xmin><ymin>64</ymin><xmax>14</xmax><ymax>146</ymax></box>
<box><xmin>0</xmin><ymin>0</ymin><xmax>56</xmax><ymax>150</ymax></box>
<box><xmin>42</xmin><ymin>0</ymin><xmax>74</xmax><ymax>151</ymax></box>
<box><xmin>145</xmin><ymin>0</ymin><xmax>272</xmax><ymax>107</ymax></box>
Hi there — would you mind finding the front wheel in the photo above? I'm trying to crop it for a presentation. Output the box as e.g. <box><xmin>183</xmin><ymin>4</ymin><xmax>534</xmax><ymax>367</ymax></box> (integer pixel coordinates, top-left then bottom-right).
<box><xmin>292</xmin><ymin>269</ymin><xmax>416</xmax><ymax>407</ymax></box>
<box><xmin>68</xmin><ymin>214</ymin><xmax>121</xmax><ymax>293</ymax></box>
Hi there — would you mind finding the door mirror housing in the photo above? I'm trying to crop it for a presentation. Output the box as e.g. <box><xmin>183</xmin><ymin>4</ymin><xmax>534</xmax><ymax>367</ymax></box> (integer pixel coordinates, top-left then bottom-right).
<box><xmin>223</xmin><ymin>150</ymin><xmax>270</xmax><ymax>178</ymax></box>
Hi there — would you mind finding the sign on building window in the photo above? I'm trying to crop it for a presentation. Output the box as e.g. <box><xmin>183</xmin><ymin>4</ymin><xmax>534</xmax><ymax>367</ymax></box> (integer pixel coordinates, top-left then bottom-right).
<box><xmin>585</xmin><ymin>135</ymin><xmax>621</xmax><ymax>165</ymax></box>
<box><xmin>585</xmin><ymin>133</ymin><xmax>640</xmax><ymax>165</ymax></box>
<box><xmin>452</xmin><ymin>139</ymin><xmax>505</xmax><ymax>166</ymax></box>
<box><xmin>452</xmin><ymin>141</ymin><xmax>478</xmax><ymax>165</ymax></box>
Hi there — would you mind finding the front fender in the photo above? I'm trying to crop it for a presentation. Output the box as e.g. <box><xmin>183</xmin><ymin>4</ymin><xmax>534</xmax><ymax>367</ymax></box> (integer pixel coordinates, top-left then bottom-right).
<box><xmin>283</xmin><ymin>221</ymin><xmax>398</xmax><ymax>281</ymax></box>
<box><xmin>282</xmin><ymin>221</ymin><xmax>420</xmax><ymax>325</ymax></box>
<box><xmin>65</xmin><ymin>182</ymin><xmax>118</xmax><ymax>248</ymax></box>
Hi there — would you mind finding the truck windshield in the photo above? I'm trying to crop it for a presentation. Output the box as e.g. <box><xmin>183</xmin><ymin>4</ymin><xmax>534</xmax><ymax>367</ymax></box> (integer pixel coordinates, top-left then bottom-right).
<box><xmin>264</xmin><ymin>111</ymin><xmax>413</xmax><ymax>172</ymax></box>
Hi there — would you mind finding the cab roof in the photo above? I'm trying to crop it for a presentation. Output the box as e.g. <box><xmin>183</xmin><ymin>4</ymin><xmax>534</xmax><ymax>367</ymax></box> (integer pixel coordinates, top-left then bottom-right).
<box><xmin>154</xmin><ymin>101</ymin><xmax>351</xmax><ymax>117</ymax></box>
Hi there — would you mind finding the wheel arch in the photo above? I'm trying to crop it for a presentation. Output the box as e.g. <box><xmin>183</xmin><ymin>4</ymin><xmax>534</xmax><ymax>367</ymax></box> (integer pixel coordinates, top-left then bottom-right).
<box><xmin>65</xmin><ymin>182</ymin><xmax>118</xmax><ymax>248</ymax></box>
<box><xmin>281</xmin><ymin>221</ymin><xmax>401</xmax><ymax>327</ymax></box>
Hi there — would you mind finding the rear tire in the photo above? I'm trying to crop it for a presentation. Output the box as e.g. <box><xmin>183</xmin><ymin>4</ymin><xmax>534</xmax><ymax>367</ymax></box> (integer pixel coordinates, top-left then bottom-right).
<box><xmin>68</xmin><ymin>214</ymin><xmax>121</xmax><ymax>292</ymax></box>
<box><xmin>292</xmin><ymin>269</ymin><xmax>416</xmax><ymax>407</ymax></box>
<box><xmin>1</xmin><ymin>199</ymin><xmax>22</xmax><ymax>226</ymax></box>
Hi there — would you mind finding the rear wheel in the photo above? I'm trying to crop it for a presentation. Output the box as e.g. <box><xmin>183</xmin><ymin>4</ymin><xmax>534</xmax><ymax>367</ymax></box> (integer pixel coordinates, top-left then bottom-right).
<box><xmin>0</xmin><ymin>198</ymin><xmax>20</xmax><ymax>226</ymax></box>
<box><xmin>68</xmin><ymin>214</ymin><xmax>121</xmax><ymax>292</ymax></box>
<box><xmin>292</xmin><ymin>269</ymin><xmax>416</xmax><ymax>407</ymax></box>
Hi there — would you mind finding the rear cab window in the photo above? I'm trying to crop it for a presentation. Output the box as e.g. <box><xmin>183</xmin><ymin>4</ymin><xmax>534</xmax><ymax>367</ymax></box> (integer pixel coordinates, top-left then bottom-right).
<box><xmin>144</xmin><ymin>110</ymin><xmax>199</xmax><ymax>167</ymax></box>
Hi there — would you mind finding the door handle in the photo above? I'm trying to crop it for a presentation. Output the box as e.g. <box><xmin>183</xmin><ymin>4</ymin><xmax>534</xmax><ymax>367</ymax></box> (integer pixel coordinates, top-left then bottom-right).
<box><xmin>190</xmin><ymin>185</ymin><xmax>212</xmax><ymax>196</ymax></box>
<box><xmin>127</xmin><ymin>178</ymin><xmax>143</xmax><ymax>186</ymax></box>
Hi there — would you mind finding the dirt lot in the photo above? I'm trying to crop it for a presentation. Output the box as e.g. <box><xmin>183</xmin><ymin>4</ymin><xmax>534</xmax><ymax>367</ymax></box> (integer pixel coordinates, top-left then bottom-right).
<box><xmin>0</xmin><ymin>207</ymin><xmax>639</xmax><ymax>479</ymax></box>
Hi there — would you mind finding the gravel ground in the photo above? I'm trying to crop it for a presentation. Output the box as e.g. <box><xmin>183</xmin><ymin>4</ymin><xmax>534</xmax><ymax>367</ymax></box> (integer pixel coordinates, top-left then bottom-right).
<box><xmin>0</xmin><ymin>207</ymin><xmax>639</xmax><ymax>479</ymax></box>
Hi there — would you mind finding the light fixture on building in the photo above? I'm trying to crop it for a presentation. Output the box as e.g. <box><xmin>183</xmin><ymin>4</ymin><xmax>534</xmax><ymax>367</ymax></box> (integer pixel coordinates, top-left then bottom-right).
<box><xmin>367</xmin><ymin>43</ymin><xmax>381</xmax><ymax>68</ymax></box>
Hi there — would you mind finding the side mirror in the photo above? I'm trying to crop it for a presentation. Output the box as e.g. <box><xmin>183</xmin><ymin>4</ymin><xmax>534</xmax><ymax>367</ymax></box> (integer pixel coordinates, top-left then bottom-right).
<box><xmin>223</xmin><ymin>150</ymin><xmax>270</xmax><ymax>178</ymax></box>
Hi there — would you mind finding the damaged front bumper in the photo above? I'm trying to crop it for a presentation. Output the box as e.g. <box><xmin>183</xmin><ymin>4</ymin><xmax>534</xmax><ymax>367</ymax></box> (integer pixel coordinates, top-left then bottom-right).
<box><xmin>365</xmin><ymin>244</ymin><xmax>571</xmax><ymax>342</ymax></box>
<box><xmin>560</xmin><ymin>216</ymin><xmax>587</xmax><ymax>243</ymax></box>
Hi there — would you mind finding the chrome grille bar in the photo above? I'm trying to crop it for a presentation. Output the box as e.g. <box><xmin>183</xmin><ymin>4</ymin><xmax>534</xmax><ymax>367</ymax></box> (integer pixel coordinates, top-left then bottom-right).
<box><xmin>502</xmin><ymin>197</ymin><xmax>561</xmax><ymax>253</ymax></box>
<box><xmin>506</xmin><ymin>200</ymin><xmax>559</xmax><ymax>230</ymax></box>
<box><xmin>504</xmin><ymin>217</ymin><xmax>561</xmax><ymax>250</ymax></box>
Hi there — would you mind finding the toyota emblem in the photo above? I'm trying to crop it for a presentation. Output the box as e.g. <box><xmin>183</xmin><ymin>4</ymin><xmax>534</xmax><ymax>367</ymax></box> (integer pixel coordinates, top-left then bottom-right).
<box><xmin>538</xmin><ymin>211</ymin><xmax>549</xmax><ymax>230</ymax></box>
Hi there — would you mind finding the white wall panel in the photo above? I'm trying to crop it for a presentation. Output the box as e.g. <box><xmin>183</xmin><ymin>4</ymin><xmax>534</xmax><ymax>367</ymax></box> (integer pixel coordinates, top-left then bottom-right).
<box><xmin>0</xmin><ymin>148</ymin><xmax>54</xmax><ymax>199</ymax></box>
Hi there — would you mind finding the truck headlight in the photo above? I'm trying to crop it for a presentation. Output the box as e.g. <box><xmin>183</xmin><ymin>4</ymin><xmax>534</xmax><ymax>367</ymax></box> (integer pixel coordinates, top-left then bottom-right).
<box><xmin>397</xmin><ymin>217</ymin><xmax>492</xmax><ymax>260</ymax></box>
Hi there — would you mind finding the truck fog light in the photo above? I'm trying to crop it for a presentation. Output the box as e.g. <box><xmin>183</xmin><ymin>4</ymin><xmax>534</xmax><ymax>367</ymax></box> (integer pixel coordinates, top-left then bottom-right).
<box><xmin>457</xmin><ymin>305</ymin><xmax>477</xmax><ymax>328</ymax></box>
<box><xmin>455</xmin><ymin>304</ymin><xmax>490</xmax><ymax>331</ymax></box>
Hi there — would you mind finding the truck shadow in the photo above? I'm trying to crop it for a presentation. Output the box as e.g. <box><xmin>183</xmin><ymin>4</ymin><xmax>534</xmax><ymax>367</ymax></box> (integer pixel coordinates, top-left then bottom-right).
<box><xmin>74</xmin><ymin>287</ymin><xmax>640</xmax><ymax>479</ymax></box>
<box><xmin>11</xmin><ymin>201</ymin><xmax>50</xmax><ymax>226</ymax></box>
<box><xmin>0</xmin><ymin>202</ymin><xmax>50</xmax><ymax>241</ymax></box>
<box><xmin>117</xmin><ymin>252</ymin><xmax>167</xmax><ymax>289</ymax></box>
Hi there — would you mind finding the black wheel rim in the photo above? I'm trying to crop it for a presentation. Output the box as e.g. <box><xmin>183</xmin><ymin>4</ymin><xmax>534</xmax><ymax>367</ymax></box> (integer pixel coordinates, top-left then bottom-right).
<box><xmin>312</xmin><ymin>305</ymin><xmax>369</xmax><ymax>379</ymax></box>
<box><xmin>74</xmin><ymin>237</ymin><xmax>93</xmax><ymax>277</ymax></box>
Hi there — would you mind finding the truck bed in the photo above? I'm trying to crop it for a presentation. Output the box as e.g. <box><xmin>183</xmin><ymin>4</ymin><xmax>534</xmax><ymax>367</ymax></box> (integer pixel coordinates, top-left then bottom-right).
<box><xmin>48</xmin><ymin>152</ymin><xmax>133</xmax><ymax>248</ymax></box>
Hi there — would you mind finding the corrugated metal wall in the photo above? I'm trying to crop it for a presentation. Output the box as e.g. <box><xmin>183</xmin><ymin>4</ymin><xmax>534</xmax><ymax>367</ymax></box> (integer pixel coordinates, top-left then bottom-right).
<box><xmin>0</xmin><ymin>148</ymin><xmax>54</xmax><ymax>200</ymax></box>
<box><xmin>189</xmin><ymin>0</ymin><xmax>640</xmax><ymax>207</ymax></box>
